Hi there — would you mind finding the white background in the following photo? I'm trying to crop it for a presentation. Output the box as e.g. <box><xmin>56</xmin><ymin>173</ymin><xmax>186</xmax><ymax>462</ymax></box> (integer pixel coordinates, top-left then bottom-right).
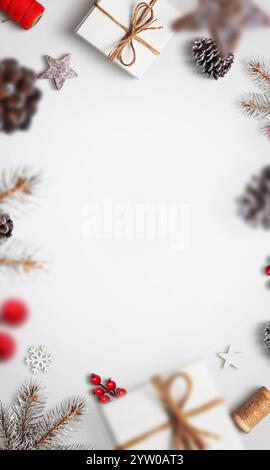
<box><xmin>1</xmin><ymin>0</ymin><xmax>270</xmax><ymax>450</ymax></box>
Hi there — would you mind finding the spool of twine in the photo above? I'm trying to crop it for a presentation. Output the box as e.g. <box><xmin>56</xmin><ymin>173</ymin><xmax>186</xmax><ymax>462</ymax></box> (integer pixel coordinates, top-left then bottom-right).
<box><xmin>0</xmin><ymin>0</ymin><xmax>44</xmax><ymax>29</ymax></box>
<box><xmin>232</xmin><ymin>387</ymin><xmax>270</xmax><ymax>433</ymax></box>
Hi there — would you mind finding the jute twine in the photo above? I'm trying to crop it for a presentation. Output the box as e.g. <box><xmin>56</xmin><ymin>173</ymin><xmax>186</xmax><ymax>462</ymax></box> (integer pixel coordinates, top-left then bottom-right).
<box><xmin>117</xmin><ymin>372</ymin><xmax>224</xmax><ymax>450</ymax></box>
<box><xmin>95</xmin><ymin>0</ymin><xmax>162</xmax><ymax>67</ymax></box>
<box><xmin>232</xmin><ymin>387</ymin><xmax>270</xmax><ymax>433</ymax></box>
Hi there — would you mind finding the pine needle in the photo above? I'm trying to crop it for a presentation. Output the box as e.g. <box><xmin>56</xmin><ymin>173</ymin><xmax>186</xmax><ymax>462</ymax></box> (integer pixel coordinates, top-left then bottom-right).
<box><xmin>240</xmin><ymin>93</ymin><xmax>270</xmax><ymax>119</ymax></box>
<box><xmin>34</xmin><ymin>397</ymin><xmax>87</xmax><ymax>450</ymax></box>
<box><xmin>0</xmin><ymin>382</ymin><xmax>89</xmax><ymax>450</ymax></box>
<box><xmin>12</xmin><ymin>382</ymin><xmax>46</xmax><ymax>449</ymax></box>
<box><xmin>246</xmin><ymin>59</ymin><xmax>270</xmax><ymax>92</ymax></box>
<box><xmin>0</xmin><ymin>167</ymin><xmax>42</xmax><ymax>214</ymax></box>
<box><xmin>0</xmin><ymin>240</ymin><xmax>46</xmax><ymax>279</ymax></box>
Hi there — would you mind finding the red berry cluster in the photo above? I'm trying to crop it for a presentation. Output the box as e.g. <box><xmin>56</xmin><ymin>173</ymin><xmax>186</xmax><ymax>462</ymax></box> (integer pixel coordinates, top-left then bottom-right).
<box><xmin>0</xmin><ymin>298</ymin><xmax>29</xmax><ymax>361</ymax></box>
<box><xmin>90</xmin><ymin>374</ymin><xmax>127</xmax><ymax>404</ymax></box>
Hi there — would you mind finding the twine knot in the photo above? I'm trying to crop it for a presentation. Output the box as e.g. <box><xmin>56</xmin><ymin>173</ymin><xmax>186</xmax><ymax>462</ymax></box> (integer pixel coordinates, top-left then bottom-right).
<box><xmin>96</xmin><ymin>0</ymin><xmax>163</xmax><ymax>67</ymax></box>
<box><xmin>117</xmin><ymin>371</ymin><xmax>224</xmax><ymax>450</ymax></box>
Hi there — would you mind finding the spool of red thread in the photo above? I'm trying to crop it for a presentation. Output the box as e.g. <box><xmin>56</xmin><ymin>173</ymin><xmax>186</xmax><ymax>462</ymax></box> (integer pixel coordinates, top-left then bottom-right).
<box><xmin>0</xmin><ymin>0</ymin><xmax>44</xmax><ymax>29</ymax></box>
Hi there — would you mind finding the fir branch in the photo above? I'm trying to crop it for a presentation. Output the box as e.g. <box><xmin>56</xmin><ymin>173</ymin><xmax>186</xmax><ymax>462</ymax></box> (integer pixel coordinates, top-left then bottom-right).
<box><xmin>240</xmin><ymin>93</ymin><xmax>270</xmax><ymax>120</ymax></box>
<box><xmin>0</xmin><ymin>240</ymin><xmax>46</xmax><ymax>278</ymax></box>
<box><xmin>246</xmin><ymin>59</ymin><xmax>270</xmax><ymax>92</ymax></box>
<box><xmin>34</xmin><ymin>397</ymin><xmax>87</xmax><ymax>450</ymax></box>
<box><xmin>0</xmin><ymin>404</ymin><xmax>17</xmax><ymax>450</ymax></box>
<box><xmin>12</xmin><ymin>382</ymin><xmax>46</xmax><ymax>449</ymax></box>
<box><xmin>0</xmin><ymin>167</ymin><xmax>42</xmax><ymax>213</ymax></box>
<box><xmin>0</xmin><ymin>383</ymin><xmax>88</xmax><ymax>450</ymax></box>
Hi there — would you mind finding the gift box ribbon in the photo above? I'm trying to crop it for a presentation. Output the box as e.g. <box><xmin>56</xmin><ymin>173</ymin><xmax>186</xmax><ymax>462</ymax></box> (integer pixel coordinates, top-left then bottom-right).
<box><xmin>118</xmin><ymin>372</ymin><xmax>224</xmax><ymax>450</ymax></box>
<box><xmin>95</xmin><ymin>0</ymin><xmax>163</xmax><ymax>67</ymax></box>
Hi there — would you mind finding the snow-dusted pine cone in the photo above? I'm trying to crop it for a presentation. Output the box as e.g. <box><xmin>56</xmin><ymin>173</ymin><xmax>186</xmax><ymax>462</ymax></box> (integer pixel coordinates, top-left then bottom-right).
<box><xmin>0</xmin><ymin>59</ymin><xmax>42</xmax><ymax>134</ymax></box>
<box><xmin>264</xmin><ymin>323</ymin><xmax>270</xmax><ymax>350</ymax></box>
<box><xmin>0</xmin><ymin>212</ymin><xmax>13</xmax><ymax>240</ymax></box>
<box><xmin>192</xmin><ymin>38</ymin><xmax>234</xmax><ymax>80</ymax></box>
<box><xmin>237</xmin><ymin>166</ymin><xmax>270</xmax><ymax>229</ymax></box>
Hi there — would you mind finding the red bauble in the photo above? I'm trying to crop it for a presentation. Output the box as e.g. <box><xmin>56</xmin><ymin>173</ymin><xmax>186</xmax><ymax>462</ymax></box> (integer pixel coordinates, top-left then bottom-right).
<box><xmin>94</xmin><ymin>386</ymin><xmax>104</xmax><ymax>397</ymax></box>
<box><xmin>265</xmin><ymin>265</ymin><xmax>270</xmax><ymax>276</ymax></box>
<box><xmin>1</xmin><ymin>298</ymin><xmax>29</xmax><ymax>326</ymax></box>
<box><xmin>0</xmin><ymin>332</ymin><xmax>16</xmax><ymax>360</ymax></box>
<box><xmin>116</xmin><ymin>387</ymin><xmax>127</xmax><ymax>397</ymax></box>
<box><xmin>90</xmin><ymin>373</ymin><xmax>101</xmax><ymax>385</ymax></box>
<box><xmin>106</xmin><ymin>379</ymin><xmax>116</xmax><ymax>391</ymax></box>
<box><xmin>99</xmin><ymin>395</ymin><xmax>110</xmax><ymax>404</ymax></box>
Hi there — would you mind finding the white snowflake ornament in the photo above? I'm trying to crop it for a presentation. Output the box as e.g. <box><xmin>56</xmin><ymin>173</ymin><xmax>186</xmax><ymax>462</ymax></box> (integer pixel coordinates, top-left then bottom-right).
<box><xmin>25</xmin><ymin>346</ymin><xmax>53</xmax><ymax>374</ymax></box>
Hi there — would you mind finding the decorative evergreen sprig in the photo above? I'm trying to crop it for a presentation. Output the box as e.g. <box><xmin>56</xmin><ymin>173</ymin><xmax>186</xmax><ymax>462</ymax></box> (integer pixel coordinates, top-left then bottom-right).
<box><xmin>0</xmin><ymin>240</ymin><xmax>46</xmax><ymax>278</ymax></box>
<box><xmin>240</xmin><ymin>58</ymin><xmax>270</xmax><ymax>133</ymax></box>
<box><xmin>0</xmin><ymin>167</ymin><xmax>42</xmax><ymax>213</ymax></box>
<box><xmin>0</xmin><ymin>382</ymin><xmax>89</xmax><ymax>450</ymax></box>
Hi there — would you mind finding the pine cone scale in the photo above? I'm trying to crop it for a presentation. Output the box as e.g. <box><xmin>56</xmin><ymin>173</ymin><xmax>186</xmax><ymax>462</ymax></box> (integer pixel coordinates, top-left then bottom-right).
<box><xmin>192</xmin><ymin>38</ymin><xmax>234</xmax><ymax>79</ymax></box>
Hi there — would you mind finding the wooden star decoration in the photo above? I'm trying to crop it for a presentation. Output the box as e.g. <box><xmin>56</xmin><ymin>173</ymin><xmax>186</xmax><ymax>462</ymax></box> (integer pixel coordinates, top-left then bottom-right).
<box><xmin>38</xmin><ymin>54</ymin><xmax>78</xmax><ymax>91</ymax></box>
<box><xmin>173</xmin><ymin>0</ymin><xmax>270</xmax><ymax>55</ymax></box>
<box><xmin>218</xmin><ymin>346</ymin><xmax>243</xmax><ymax>369</ymax></box>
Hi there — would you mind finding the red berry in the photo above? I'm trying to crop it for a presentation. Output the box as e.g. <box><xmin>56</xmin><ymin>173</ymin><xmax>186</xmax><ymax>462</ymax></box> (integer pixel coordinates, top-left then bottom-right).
<box><xmin>265</xmin><ymin>266</ymin><xmax>270</xmax><ymax>276</ymax></box>
<box><xmin>0</xmin><ymin>332</ymin><xmax>16</xmax><ymax>361</ymax></box>
<box><xmin>94</xmin><ymin>386</ymin><xmax>104</xmax><ymax>397</ymax></box>
<box><xmin>99</xmin><ymin>395</ymin><xmax>110</xmax><ymax>404</ymax></box>
<box><xmin>90</xmin><ymin>373</ymin><xmax>101</xmax><ymax>385</ymax></box>
<box><xmin>1</xmin><ymin>298</ymin><xmax>29</xmax><ymax>326</ymax></box>
<box><xmin>116</xmin><ymin>387</ymin><xmax>127</xmax><ymax>397</ymax></box>
<box><xmin>106</xmin><ymin>379</ymin><xmax>116</xmax><ymax>391</ymax></box>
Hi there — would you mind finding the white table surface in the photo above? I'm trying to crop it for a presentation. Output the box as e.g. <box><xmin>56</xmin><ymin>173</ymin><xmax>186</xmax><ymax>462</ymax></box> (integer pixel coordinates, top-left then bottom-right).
<box><xmin>1</xmin><ymin>0</ymin><xmax>270</xmax><ymax>451</ymax></box>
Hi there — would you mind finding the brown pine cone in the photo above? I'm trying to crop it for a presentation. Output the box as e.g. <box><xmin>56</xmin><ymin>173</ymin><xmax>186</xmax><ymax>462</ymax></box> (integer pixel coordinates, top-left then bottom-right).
<box><xmin>0</xmin><ymin>59</ymin><xmax>42</xmax><ymax>134</ymax></box>
<box><xmin>192</xmin><ymin>38</ymin><xmax>234</xmax><ymax>80</ymax></box>
<box><xmin>237</xmin><ymin>166</ymin><xmax>270</xmax><ymax>229</ymax></box>
<box><xmin>0</xmin><ymin>212</ymin><xmax>13</xmax><ymax>240</ymax></box>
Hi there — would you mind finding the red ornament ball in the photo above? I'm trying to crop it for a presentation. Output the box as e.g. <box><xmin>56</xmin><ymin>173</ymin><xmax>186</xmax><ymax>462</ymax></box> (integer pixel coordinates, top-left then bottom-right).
<box><xmin>94</xmin><ymin>386</ymin><xmax>105</xmax><ymax>397</ymax></box>
<box><xmin>116</xmin><ymin>387</ymin><xmax>127</xmax><ymax>397</ymax></box>
<box><xmin>90</xmin><ymin>373</ymin><xmax>101</xmax><ymax>385</ymax></box>
<box><xmin>106</xmin><ymin>379</ymin><xmax>116</xmax><ymax>391</ymax></box>
<box><xmin>265</xmin><ymin>265</ymin><xmax>270</xmax><ymax>276</ymax></box>
<box><xmin>1</xmin><ymin>298</ymin><xmax>29</xmax><ymax>326</ymax></box>
<box><xmin>99</xmin><ymin>395</ymin><xmax>110</xmax><ymax>404</ymax></box>
<box><xmin>0</xmin><ymin>332</ymin><xmax>16</xmax><ymax>360</ymax></box>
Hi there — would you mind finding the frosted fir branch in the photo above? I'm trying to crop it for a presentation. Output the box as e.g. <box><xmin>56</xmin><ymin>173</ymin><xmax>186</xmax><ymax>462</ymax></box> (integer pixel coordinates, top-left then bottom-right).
<box><xmin>34</xmin><ymin>397</ymin><xmax>87</xmax><ymax>450</ymax></box>
<box><xmin>0</xmin><ymin>240</ymin><xmax>46</xmax><ymax>279</ymax></box>
<box><xmin>0</xmin><ymin>167</ymin><xmax>43</xmax><ymax>213</ymax></box>
<box><xmin>246</xmin><ymin>59</ymin><xmax>270</xmax><ymax>92</ymax></box>
<box><xmin>0</xmin><ymin>404</ymin><xmax>18</xmax><ymax>450</ymax></box>
<box><xmin>0</xmin><ymin>383</ymin><xmax>88</xmax><ymax>450</ymax></box>
<box><xmin>240</xmin><ymin>92</ymin><xmax>270</xmax><ymax>120</ymax></box>
<box><xmin>11</xmin><ymin>382</ymin><xmax>46</xmax><ymax>449</ymax></box>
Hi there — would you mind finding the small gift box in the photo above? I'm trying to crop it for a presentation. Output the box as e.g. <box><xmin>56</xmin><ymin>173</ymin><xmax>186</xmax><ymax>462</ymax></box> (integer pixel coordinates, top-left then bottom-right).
<box><xmin>100</xmin><ymin>362</ymin><xmax>244</xmax><ymax>450</ymax></box>
<box><xmin>76</xmin><ymin>0</ymin><xmax>178</xmax><ymax>79</ymax></box>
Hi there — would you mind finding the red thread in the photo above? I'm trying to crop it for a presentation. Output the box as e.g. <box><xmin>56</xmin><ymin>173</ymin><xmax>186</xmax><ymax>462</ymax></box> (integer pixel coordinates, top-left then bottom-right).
<box><xmin>0</xmin><ymin>0</ymin><xmax>44</xmax><ymax>29</ymax></box>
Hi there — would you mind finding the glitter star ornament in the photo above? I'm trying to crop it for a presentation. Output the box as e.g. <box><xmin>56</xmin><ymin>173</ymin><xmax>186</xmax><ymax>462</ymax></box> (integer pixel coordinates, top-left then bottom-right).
<box><xmin>218</xmin><ymin>346</ymin><xmax>243</xmax><ymax>369</ymax></box>
<box><xmin>38</xmin><ymin>54</ymin><xmax>78</xmax><ymax>90</ymax></box>
<box><xmin>173</xmin><ymin>0</ymin><xmax>270</xmax><ymax>55</ymax></box>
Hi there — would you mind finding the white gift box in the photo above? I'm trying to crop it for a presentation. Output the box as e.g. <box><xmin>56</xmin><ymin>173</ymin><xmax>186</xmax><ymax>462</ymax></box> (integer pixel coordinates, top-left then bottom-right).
<box><xmin>100</xmin><ymin>362</ymin><xmax>244</xmax><ymax>450</ymax></box>
<box><xmin>76</xmin><ymin>0</ymin><xmax>178</xmax><ymax>79</ymax></box>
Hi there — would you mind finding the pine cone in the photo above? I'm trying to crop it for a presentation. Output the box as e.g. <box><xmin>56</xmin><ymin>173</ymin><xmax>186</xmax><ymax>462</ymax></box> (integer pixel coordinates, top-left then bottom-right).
<box><xmin>0</xmin><ymin>59</ymin><xmax>42</xmax><ymax>134</ymax></box>
<box><xmin>192</xmin><ymin>38</ymin><xmax>234</xmax><ymax>79</ymax></box>
<box><xmin>237</xmin><ymin>166</ymin><xmax>270</xmax><ymax>229</ymax></box>
<box><xmin>264</xmin><ymin>323</ymin><xmax>270</xmax><ymax>350</ymax></box>
<box><xmin>0</xmin><ymin>212</ymin><xmax>13</xmax><ymax>240</ymax></box>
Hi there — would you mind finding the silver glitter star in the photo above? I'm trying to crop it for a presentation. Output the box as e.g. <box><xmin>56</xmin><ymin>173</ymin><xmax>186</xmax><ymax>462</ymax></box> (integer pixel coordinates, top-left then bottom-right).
<box><xmin>218</xmin><ymin>345</ymin><xmax>243</xmax><ymax>369</ymax></box>
<box><xmin>38</xmin><ymin>54</ymin><xmax>78</xmax><ymax>91</ymax></box>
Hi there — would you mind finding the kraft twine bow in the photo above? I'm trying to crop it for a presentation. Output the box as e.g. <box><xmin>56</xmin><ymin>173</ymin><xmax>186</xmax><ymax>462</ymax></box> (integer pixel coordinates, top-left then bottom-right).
<box><xmin>95</xmin><ymin>0</ymin><xmax>163</xmax><ymax>67</ymax></box>
<box><xmin>117</xmin><ymin>372</ymin><xmax>224</xmax><ymax>450</ymax></box>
